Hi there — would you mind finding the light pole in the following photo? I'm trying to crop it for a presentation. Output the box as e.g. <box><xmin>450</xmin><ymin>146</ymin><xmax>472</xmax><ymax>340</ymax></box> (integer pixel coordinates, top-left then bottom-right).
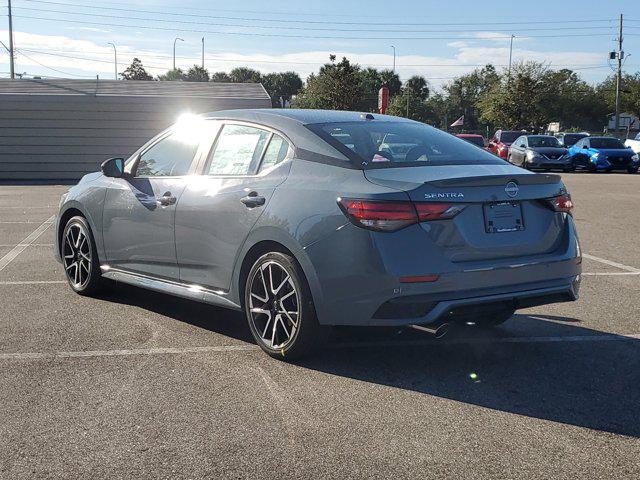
<box><xmin>8</xmin><ymin>0</ymin><xmax>15</xmax><ymax>79</ymax></box>
<box><xmin>390</xmin><ymin>45</ymin><xmax>396</xmax><ymax>72</ymax></box>
<box><xmin>201</xmin><ymin>37</ymin><xmax>205</xmax><ymax>68</ymax></box>
<box><xmin>107</xmin><ymin>42</ymin><xmax>117</xmax><ymax>80</ymax></box>
<box><xmin>507</xmin><ymin>34</ymin><xmax>515</xmax><ymax>81</ymax></box>
<box><xmin>173</xmin><ymin>37</ymin><xmax>184</xmax><ymax>71</ymax></box>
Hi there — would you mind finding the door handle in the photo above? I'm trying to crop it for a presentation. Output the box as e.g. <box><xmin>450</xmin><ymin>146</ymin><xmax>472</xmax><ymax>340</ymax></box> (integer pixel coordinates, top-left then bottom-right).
<box><xmin>240</xmin><ymin>191</ymin><xmax>265</xmax><ymax>208</ymax></box>
<box><xmin>157</xmin><ymin>192</ymin><xmax>177</xmax><ymax>206</ymax></box>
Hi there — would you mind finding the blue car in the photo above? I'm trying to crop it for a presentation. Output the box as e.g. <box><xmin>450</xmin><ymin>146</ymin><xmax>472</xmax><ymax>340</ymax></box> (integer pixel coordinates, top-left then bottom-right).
<box><xmin>567</xmin><ymin>136</ymin><xmax>639</xmax><ymax>173</ymax></box>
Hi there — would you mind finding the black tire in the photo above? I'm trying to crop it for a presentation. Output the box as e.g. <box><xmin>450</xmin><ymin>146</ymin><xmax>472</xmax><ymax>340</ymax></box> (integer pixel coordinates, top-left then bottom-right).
<box><xmin>564</xmin><ymin>164</ymin><xmax>576</xmax><ymax>173</ymax></box>
<box><xmin>61</xmin><ymin>215</ymin><xmax>103</xmax><ymax>296</ymax></box>
<box><xmin>244</xmin><ymin>251</ymin><xmax>330</xmax><ymax>360</ymax></box>
<box><xmin>473</xmin><ymin>309</ymin><xmax>515</xmax><ymax>328</ymax></box>
<box><xmin>628</xmin><ymin>167</ymin><xmax>639</xmax><ymax>174</ymax></box>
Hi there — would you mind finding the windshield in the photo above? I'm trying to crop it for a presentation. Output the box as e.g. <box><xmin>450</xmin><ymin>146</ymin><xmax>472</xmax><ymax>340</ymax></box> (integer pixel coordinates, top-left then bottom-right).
<box><xmin>307</xmin><ymin>121</ymin><xmax>505</xmax><ymax>168</ymax></box>
<box><xmin>460</xmin><ymin>136</ymin><xmax>485</xmax><ymax>148</ymax></box>
<box><xmin>563</xmin><ymin>134</ymin><xmax>587</xmax><ymax>146</ymax></box>
<box><xmin>590</xmin><ymin>138</ymin><xmax>626</xmax><ymax>149</ymax></box>
<box><xmin>528</xmin><ymin>136</ymin><xmax>560</xmax><ymax>148</ymax></box>
<box><xmin>500</xmin><ymin>131</ymin><xmax>522</xmax><ymax>143</ymax></box>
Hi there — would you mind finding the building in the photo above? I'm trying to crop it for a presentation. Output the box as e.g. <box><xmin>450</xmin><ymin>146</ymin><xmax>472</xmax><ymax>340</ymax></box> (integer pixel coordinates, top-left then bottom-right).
<box><xmin>0</xmin><ymin>79</ymin><xmax>272</xmax><ymax>181</ymax></box>
<box><xmin>606</xmin><ymin>112</ymin><xmax>639</xmax><ymax>132</ymax></box>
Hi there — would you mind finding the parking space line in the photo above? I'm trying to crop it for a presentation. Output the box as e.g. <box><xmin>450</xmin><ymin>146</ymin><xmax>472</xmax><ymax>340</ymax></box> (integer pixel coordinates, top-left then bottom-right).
<box><xmin>0</xmin><ymin>280</ymin><xmax>66</xmax><ymax>285</ymax></box>
<box><xmin>0</xmin><ymin>215</ymin><xmax>55</xmax><ymax>272</ymax></box>
<box><xmin>1</xmin><ymin>333</ymin><xmax>639</xmax><ymax>361</ymax></box>
<box><xmin>582</xmin><ymin>272</ymin><xmax>640</xmax><ymax>276</ymax></box>
<box><xmin>0</xmin><ymin>243</ymin><xmax>53</xmax><ymax>248</ymax></box>
<box><xmin>583</xmin><ymin>253</ymin><xmax>640</xmax><ymax>273</ymax></box>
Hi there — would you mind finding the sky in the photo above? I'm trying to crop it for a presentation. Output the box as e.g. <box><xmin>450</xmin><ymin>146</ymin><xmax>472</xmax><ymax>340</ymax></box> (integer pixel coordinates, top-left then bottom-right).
<box><xmin>1</xmin><ymin>0</ymin><xmax>639</xmax><ymax>90</ymax></box>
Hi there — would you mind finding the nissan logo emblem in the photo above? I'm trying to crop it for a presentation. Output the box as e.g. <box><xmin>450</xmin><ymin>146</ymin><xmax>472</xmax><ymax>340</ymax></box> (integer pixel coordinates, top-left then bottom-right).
<box><xmin>505</xmin><ymin>181</ymin><xmax>519</xmax><ymax>197</ymax></box>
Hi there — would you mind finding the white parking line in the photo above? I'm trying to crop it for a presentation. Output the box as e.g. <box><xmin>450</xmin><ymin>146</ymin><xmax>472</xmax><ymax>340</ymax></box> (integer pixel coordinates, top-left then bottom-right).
<box><xmin>582</xmin><ymin>272</ymin><xmax>640</xmax><ymax>276</ymax></box>
<box><xmin>0</xmin><ymin>280</ymin><xmax>66</xmax><ymax>285</ymax></box>
<box><xmin>0</xmin><ymin>243</ymin><xmax>53</xmax><ymax>248</ymax></box>
<box><xmin>1</xmin><ymin>333</ymin><xmax>639</xmax><ymax>361</ymax></box>
<box><xmin>582</xmin><ymin>253</ymin><xmax>640</xmax><ymax>273</ymax></box>
<box><xmin>0</xmin><ymin>215</ymin><xmax>55</xmax><ymax>272</ymax></box>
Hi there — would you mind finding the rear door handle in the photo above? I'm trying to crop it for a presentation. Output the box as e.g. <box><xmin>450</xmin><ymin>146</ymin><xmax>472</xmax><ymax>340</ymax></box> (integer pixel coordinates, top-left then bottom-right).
<box><xmin>240</xmin><ymin>191</ymin><xmax>265</xmax><ymax>208</ymax></box>
<box><xmin>157</xmin><ymin>192</ymin><xmax>177</xmax><ymax>206</ymax></box>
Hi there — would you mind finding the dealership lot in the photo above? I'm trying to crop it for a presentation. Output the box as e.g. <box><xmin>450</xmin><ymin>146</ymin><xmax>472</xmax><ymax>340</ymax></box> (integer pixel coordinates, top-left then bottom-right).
<box><xmin>0</xmin><ymin>175</ymin><xmax>639</xmax><ymax>479</ymax></box>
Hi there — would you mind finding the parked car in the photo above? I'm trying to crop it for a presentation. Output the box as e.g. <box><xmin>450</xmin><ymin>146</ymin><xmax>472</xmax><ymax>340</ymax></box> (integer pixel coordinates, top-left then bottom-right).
<box><xmin>507</xmin><ymin>135</ymin><xmax>572</xmax><ymax>171</ymax></box>
<box><xmin>567</xmin><ymin>136</ymin><xmax>639</xmax><ymax>173</ymax></box>
<box><xmin>55</xmin><ymin>110</ymin><xmax>581</xmax><ymax>359</ymax></box>
<box><xmin>488</xmin><ymin>130</ymin><xmax>526</xmax><ymax>159</ymax></box>
<box><xmin>555</xmin><ymin>132</ymin><xmax>589</xmax><ymax>148</ymax></box>
<box><xmin>624</xmin><ymin>132</ymin><xmax>640</xmax><ymax>154</ymax></box>
<box><xmin>455</xmin><ymin>133</ymin><xmax>486</xmax><ymax>149</ymax></box>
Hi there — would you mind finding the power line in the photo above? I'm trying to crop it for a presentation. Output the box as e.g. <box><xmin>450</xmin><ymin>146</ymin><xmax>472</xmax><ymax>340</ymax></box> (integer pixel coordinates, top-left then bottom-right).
<box><xmin>15</xmin><ymin>49</ymin><xmax>96</xmax><ymax>77</ymax></box>
<box><xmin>10</xmin><ymin>6</ymin><xmax>620</xmax><ymax>34</ymax></box>
<box><xmin>15</xmin><ymin>0</ymin><xmax>618</xmax><ymax>27</ymax></box>
<box><xmin>15</xmin><ymin>15</ymin><xmax>621</xmax><ymax>41</ymax></box>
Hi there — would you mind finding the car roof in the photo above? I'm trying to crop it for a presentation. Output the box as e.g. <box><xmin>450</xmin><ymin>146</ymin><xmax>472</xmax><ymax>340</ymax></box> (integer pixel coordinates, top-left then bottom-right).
<box><xmin>526</xmin><ymin>135</ymin><xmax>556</xmax><ymax>138</ymax></box>
<box><xmin>456</xmin><ymin>133</ymin><xmax>483</xmax><ymax>138</ymax></box>
<box><xmin>202</xmin><ymin>108</ymin><xmax>411</xmax><ymax>126</ymax></box>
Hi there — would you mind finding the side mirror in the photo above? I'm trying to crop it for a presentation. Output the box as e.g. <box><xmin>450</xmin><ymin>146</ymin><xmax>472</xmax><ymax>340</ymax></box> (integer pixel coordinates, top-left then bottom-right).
<box><xmin>582</xmin><ymin>145</ymin><xmax>588</xmax><ymax>149</ymax></box>
<box><xmin>518</xmin><ymin>143</ymin><xmax>526</xmax><ymax>148</ymax></box>
<box><xmin>101</xmin><ymin>157</ymin><xmax>125</xmax><ymax>178</ymax></box>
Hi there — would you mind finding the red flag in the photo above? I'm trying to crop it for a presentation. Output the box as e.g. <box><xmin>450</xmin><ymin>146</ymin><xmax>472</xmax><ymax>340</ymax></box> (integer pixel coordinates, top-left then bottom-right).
<box><xmin>450</xmin><ymin>115</ymin><xmax>464</xmax><ymax>127</ymax></box>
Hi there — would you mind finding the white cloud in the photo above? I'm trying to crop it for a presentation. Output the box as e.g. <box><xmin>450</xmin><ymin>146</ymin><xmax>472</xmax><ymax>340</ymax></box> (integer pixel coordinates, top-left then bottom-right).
<box><xmin>0</xmin><ymin>30</ymin><xmax>609</xmax><ymax>88</ymax></box>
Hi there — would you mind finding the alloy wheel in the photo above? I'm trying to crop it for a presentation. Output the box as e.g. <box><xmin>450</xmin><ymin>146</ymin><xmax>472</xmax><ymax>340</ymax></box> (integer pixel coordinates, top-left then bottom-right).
<box><xmin>63</xmin><ymin>223</ymin><xmax>92</xmax><ymax>289</ymax></box>
<box><xmin>248</xmin><ymin>260</ymin><xmax>299</xmax><ymax>350</ymax></box>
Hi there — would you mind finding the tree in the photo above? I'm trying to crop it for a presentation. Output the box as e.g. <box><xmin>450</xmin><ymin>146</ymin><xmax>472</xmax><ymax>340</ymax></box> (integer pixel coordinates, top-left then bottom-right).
<box><xmin>261</xmin><ymin>71</ymin><xmax>303</xmax><ymax>107</ymax></box>
<box><xmin>210</xmin><ymin>71</ymin><xmax>231</xmax><ymax>82</ymax></box>
<box><xmin>185</xmin><ymin>65</ymin><xmax>210</xmax><ymax>82</ymax></box>
<box><xmin>229</xmin><ymin>67</ymin><xmax>262</xmax><ymax>83</ymax></box>
<box><xmin>120</xmin><ymin>58</ymin><xmax>153</xmax><ymax>81</ymax></box>
<box><xmin>443</xmin><ymin>64</ymin><xmax>499</xmax><ymax>130</ymax></box>
<box><xmin>387</xmin><ymin>91</ymin><xmax>432</xmax><ymax>123</ymax></box>
<box><xmin>597</xmin><ymin>72</ymin><xmax>640</xmax><ymax>121</ymax></box>
<box><xmin>157</xmin><ymin>68</ymin><xmax>185</xmax><ymax>81</ymax></box>
<box><xmin>404</xmin><ymin>76</ymin><xmax>430</xmax><ymax>100</ymax></box>
<box><xmin>295</xmin><ymin>55</ymin><xmax>364</xmax><ymax>110</ymax></box>
<box><xmin>378</xmin><ymin>69</ymin><xmax>402</xmax><ymax>97</ymax></box>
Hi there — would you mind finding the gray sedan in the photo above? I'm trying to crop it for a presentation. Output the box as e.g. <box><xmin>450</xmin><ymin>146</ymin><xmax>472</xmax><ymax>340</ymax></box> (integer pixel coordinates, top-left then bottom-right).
<box><xmin>55</xmin><ymin>109</ymin><xmax>582</xmax><ymax>359</ymax></box>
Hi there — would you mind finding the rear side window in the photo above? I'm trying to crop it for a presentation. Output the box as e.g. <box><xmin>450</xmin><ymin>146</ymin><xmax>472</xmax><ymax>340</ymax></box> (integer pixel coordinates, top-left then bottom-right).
<box><xmin>307</xmin><ymin>121</ymin><xmax>505</xmax><ymax>168</ymax></box>
<box><xmin>135</xmin><ymin>132</ymin><xmax>200</xmax><ymax>177</ymax></box>
<box><xmin>260</xmin><ymin>133</ymin><xmax>289</xmax><ymax>171</ymax></box>
<box><xmin>207</xmin><ymin>124</ymin><xmax>270</xmax><ymax>175</ymax></box>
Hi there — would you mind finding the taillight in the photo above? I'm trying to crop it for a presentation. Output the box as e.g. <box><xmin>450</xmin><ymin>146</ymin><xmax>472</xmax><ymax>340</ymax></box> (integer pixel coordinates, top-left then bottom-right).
<box><xmin>337</xmin><ymin>198</ymin><xmax>464</xmax><ymax>232</ymax></box>
<box><xmin>544</xmin><ymin>193</ymin><xmax>574</xmax><ymax>214</ymax></box>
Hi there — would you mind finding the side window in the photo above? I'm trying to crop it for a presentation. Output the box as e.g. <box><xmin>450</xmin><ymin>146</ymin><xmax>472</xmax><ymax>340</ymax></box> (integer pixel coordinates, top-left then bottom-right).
<box><xmin>515</xmin><ymin>136</ymin><xmax>524</xmax><ymax>146</ymax></box>
<box><xmin>135</xmin><ymin>132</ymin><xmax>199</xmax><ymax>177</ymax></box>
<box><xmin>260</xmin><ymin>133</ymin><xmax>289</xmax><ymax>172</ymax></box>
<box><xmin>207</xmin><ymin>124</ymin><xmax>270</xmax><ymax>175</ymax></box>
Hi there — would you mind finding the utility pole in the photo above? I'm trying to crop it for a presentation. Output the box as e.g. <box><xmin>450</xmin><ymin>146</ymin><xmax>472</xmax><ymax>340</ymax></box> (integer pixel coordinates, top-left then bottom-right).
<box><xmin>8</xmin><ymin>0</ymin><xmax>15</xmax><ymax>79</ymax></box>
<box><xmin>201</xmin><ymin>37</ymin><xmax>205</xmax><ymax>68</ymax></box>
<box><xmin>390</xmin><ymin>45</ymin><xmax>396</xmax><ymax>72</ymax></box>
<box><xmin>108</xmin><ymin>42</ymin><xmax>117</xmax><ymax>80</ymax></box>
<box><xmin>614</xmin><ymin>13</ymin><xmax>623</xmax><ymax>132</ymax></box>
<box><xmin>173</xmin><ymin>37</ymin><xmax>183</xmax><ymax>70</ymax></box>
<box><xmin>507</xmin><ymin>34</ymin><xmax>515</xmax><ymax>81</ymax></box>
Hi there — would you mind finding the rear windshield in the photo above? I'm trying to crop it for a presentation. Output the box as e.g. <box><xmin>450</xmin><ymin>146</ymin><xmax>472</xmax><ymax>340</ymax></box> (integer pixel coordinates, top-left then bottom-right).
<box><xmin>499</xmin><ymin>131</ymin><xmax>522</xmax><ymax>143</ymax></box>
<box><xmin>590</xmin><ymin>138</ymin><xmax>625</xmax><ymax>149</ymax></box>
<box><xmin>307</xmin><ymin>121</ymin><xmax>505</xmax><ymax>168</ymax></box>
<box><xmin>563</xmin><ymin>134</ymin><xmax>587</xmax><ymax>146</ymax></box>
<box><xmin>528</xmin><ymin>136</ymin><xmax>560</xmax><ymax>147</ymax></box>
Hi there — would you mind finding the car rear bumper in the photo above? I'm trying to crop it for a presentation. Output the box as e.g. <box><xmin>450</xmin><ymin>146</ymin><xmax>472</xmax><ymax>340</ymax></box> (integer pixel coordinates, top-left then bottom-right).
<box><xmin>304</xmin><ymin>215</ymin><xmax>581</xmax><ymax>327</ymax></box>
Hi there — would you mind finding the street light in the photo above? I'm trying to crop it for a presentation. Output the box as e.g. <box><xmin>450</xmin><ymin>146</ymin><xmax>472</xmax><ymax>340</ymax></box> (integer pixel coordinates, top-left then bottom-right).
<box><xmin>173</xmin><ymin>37</ymin><xmax>184</xmax><ymax>70</ymax></box>
<box><xmin>390</xmin><ymin>45</ymin><xmax>396</xmax><ymax>72</ymax></box>
<box><xmin>107</xmin><ymin>42</ymin><xmax>117</xmax><ymax>80</ymax></box>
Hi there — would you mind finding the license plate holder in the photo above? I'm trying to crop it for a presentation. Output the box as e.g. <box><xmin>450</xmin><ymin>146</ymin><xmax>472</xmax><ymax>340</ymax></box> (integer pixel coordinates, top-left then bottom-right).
<box><xmin>484</xmin><ymin>201</ymin><xmax>524</xmax><ymax>233</ymax></box>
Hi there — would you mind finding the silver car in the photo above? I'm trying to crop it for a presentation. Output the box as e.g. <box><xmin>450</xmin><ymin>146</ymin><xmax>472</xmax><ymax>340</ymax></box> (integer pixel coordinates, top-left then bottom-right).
<box><xmin>55</xmin><ymin>110</ymin><xmax>581</xmax><ymax>358</ymax></box>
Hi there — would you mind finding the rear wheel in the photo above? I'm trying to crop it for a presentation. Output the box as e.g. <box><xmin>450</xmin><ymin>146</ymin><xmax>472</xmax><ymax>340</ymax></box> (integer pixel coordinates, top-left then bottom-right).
<box><xmin>473</xmin><ymin>309</ymin><xmax>515</xmax><ymax>328</ymax></box>
<box><xmin>244</xmin><ymin>252</ymin><xmax>329</xmax><ymax>359</ymax></box>
<box><xmin>628</xmin><ymin>167</ymin><xmax>639</xmax><ymax>174</ymax></box>
<box><xmin>62</xmin><ymin>216</ymin><xmax>103</xmax><ymax>295</ymax></box>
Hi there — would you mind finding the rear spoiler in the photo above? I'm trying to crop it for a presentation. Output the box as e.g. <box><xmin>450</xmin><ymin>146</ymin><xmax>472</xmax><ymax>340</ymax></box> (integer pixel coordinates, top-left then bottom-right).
<box><xmin>427</xmin><ymin>173</ymin><xmax>561</xmax><ymax>188</ymax></box>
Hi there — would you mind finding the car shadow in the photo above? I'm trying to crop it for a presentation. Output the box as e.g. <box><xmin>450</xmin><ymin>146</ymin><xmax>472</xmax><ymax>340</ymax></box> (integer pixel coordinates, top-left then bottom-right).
<box><xmin>96</xmin><ymin>283</ymin><xmax>640</xmax><ymax>438</ymax></box>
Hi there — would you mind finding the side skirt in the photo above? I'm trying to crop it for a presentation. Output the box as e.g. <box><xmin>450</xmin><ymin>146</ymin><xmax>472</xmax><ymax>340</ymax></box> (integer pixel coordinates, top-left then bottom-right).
<box><xmin>100</xmin><ymin>266</ymin><xmax>242</xmax><ymax>311</ymax></box>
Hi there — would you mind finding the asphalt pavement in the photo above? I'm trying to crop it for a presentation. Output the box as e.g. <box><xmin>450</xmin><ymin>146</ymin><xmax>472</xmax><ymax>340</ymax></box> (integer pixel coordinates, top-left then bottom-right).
<box><xmin>0</xmin><ymin>173</ymin><xmax>638</xmax><ymax>479</ymax></box>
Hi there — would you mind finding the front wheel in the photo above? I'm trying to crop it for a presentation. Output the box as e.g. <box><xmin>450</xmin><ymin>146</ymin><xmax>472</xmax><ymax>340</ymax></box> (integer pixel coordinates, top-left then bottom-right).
<box><xmin>244</xmin><ymin>252</ymin><xmax>329</xmax><ymax>359</ymax></box>
<box><xmin>628</xmin><ymin>167</ymin><xmax>639</xmax><ymax>174</ymax></box>
<box><xmin>62</xmin><ymin>216</ymin><xmax>103</xmax><ymax>295</ymax></box>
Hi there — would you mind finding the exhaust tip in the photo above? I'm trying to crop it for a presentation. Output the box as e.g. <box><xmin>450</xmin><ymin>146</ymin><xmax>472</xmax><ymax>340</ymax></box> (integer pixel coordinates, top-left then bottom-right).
<box><xmin>434</xmin><ymin>323</ymin><xmax>450</xmax><ymax>339</ymax></box>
